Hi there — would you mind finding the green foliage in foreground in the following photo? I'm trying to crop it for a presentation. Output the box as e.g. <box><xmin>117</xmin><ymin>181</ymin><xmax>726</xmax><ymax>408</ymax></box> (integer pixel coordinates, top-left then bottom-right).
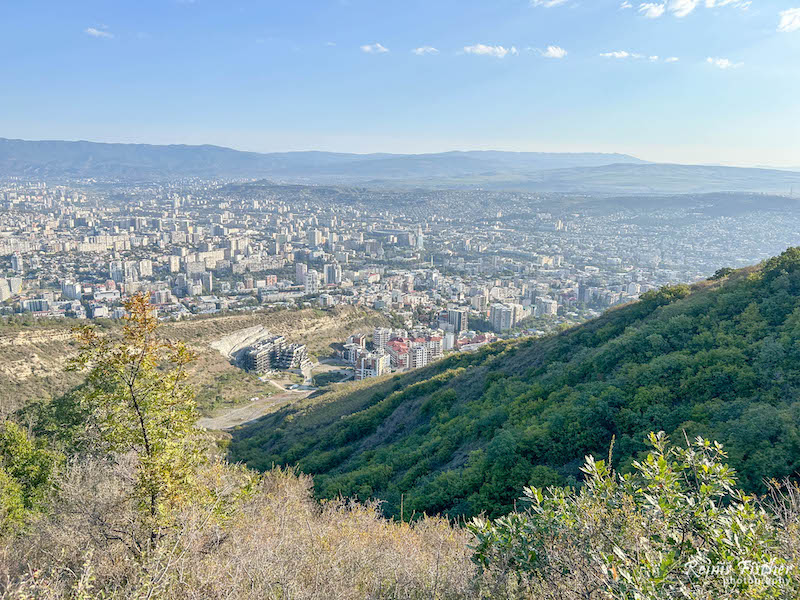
<box><xmin>470</xmin><ymin>432</ymin><xmax>798</xmax><ymax>599</ymax></box>
<box><xmin>2</xmin><ymin>293</ymin><xmax>256</xmax><ymax>546</ymax></box>
<box><xmin>68</xmin><ymin>293</ymin><xmax>205</xmax><ymax>523</ymax></box>
<box><xmin>231</xmin><ymin>248</ymin><xmax>800</xmax><ymax>519</ymax></box>
<box><xmin>2</xmin><ymin>290</ymin><xmax>800</xmax><ymax>598</ymax></box>
<box><xmin>0</xmin><ymin>421</ymin><xmax>60</xmax><ymax>533</ymax></box>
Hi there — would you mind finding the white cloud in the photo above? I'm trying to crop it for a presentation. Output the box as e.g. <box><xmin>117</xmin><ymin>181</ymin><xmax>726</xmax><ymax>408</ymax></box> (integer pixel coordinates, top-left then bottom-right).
<box><xmin>412</xmin><ymin>46</ymin><xmax>439</xmax><ymax>55</ymax></box>
<box><xmin>531</xmin><ymin>0</ymin><xmax>568</xmax><ymax>6</ymax></box>
<box><xmin>639</xmin><ymin>0</ymin><xmax>746</xmax><ymax>18</ymax></box>
<box><xmin>705</xmin><ymin>0</ymin><xmax>750</xmax><ymax>8</ymax></box>
<box><xmin>778</xmin><ymin>8</ymin><xmax>800</xmax><ymax>32</ymax></box>
<box><xmin>85</xmin><ymin>27</ymin><xmax>113</xmax><ymax>39</ymax></box>
<box><xmin>639</xmin><ymin>3</ymin><xmax>666</xmax><ymax>18</ymax></box>
<box><xmin>360</xmin><ymin>43</ymin><xmax>389</xmax><ymax>54</ymax></box>
<box><xmin>668</xmin><ymin>0</ymin><xmax>699</xmax><ymax>17</ymax></box>
<box><xmin>600</xmin><ymin>50</ymin><xmax>674</xmax><ymax>61</ymax></box>
<box><xmin>600</xmin><ymin>50</ymin><xmax>634</xmax><ymax>58</ymax></box>
<box><xmin>620</xmin><ymin>1</ymin><xmax>633</xmax><ymax>8</ymax></box>
<box><xmin>463</xmin><ymin>44</ymin><xmax>518</xmax><ymax>58</ymax></box>
<box><xmin>707</xmin><ymin>56</ymin><xmax>742</xmax><ymax>69</ymax></box>
<box><xmin>541</xmin><ymin>45</ymin><xmax>567</xmax><ymax>58</ymax></box>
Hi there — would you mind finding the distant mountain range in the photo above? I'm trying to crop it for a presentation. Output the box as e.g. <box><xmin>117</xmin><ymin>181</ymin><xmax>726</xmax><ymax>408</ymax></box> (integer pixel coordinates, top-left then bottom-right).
<box><xmin>2</xmin><ymin>137</ymin><xmax>800</xmax><ymax>195</ymax></box>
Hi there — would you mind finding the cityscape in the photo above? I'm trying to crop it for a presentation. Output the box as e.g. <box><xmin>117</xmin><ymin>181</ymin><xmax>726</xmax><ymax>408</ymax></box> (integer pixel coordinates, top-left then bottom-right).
<box><xmin>3</xmin><ymin>178</ymin><xmax>800</xmax><ymax>386</ymax></box>
<box><xmin>4</xmin><ymin>0</ymin><xmax>800</xmax><ymax>596</ymax></box>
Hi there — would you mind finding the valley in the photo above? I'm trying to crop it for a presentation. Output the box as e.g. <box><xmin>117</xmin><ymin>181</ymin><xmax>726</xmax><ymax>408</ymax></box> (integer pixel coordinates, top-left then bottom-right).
<box><xmin>0</xmin><ymin>305</ymin><xmax>387</xmax><ymax>418</ymax></box>
<box><xmin>230</xmin><ymin>254</ymin><xmax>800</xmax><ymax>519</ymax></box>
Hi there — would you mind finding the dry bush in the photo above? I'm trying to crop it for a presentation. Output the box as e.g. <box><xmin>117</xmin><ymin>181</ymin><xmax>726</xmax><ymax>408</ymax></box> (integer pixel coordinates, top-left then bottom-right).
<box><xmin>1</xmin><ymin>465</ymin><xmax>486</xmax><ymax>600</ymax></box>
<box><xmin>163</xmin><ymin>469</ymin><xmax>478</xmax><ymax>600</ymax></box>
<box><xmin>768</xmin><ymin>480</ymin><xmax>800</xmax><ymax>592</ymax></box>
<box><xmin>6</xmin><ymin>455</ymin><xmax>796</xmax><ymax>599</ymax></box>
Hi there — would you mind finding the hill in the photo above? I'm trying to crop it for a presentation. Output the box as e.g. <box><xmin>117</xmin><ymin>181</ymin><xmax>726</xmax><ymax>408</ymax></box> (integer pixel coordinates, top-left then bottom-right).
<box><xmin>519</xmin><ymin>163</ymin><xmax>800</xmax><ymax>195</ymax></box>
<box><xmin>230</xmin><ymin>250</ymin><xmax>800</xmax><ymax>519</ymax></box>
<box><xmin>4</xmin><ymin>282</ymin><xmax>800</xmax><ymax>599</ymax></box>
<box><xmin>0</xmin><ymin>306</ymin><xmax>386</xmax><ymax>419</ymax></box>
<box><xmin>4</xmin><ymin>137</ymin><xmax>800</xmax><ymax>193</ymax></box>
<box><xmin>0</xmin><ymin>137</ymin><xmax>644</xmax><ymax>183</ymax></box>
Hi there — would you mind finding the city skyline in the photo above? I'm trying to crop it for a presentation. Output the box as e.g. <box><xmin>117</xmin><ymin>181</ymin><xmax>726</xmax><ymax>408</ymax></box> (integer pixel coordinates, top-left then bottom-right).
<box><xmin>2</xmin><ymin>1</ymin><xmax>799</xmax><ymax>167</ymax></box>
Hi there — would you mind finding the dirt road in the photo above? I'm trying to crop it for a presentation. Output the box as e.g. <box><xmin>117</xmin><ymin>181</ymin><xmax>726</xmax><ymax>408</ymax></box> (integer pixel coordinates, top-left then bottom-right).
<box><xmin>198</xmin><ymin>388</ymin><xmax>313</xmax><ymax>430</ymax></box>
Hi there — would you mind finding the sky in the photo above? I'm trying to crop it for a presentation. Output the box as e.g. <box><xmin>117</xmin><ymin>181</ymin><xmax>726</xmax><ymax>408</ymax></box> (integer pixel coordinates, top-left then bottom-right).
<box><xmin>1</xmin><ymin>0</ymin><xmax>799</xmax><ymax>167</ymax></box>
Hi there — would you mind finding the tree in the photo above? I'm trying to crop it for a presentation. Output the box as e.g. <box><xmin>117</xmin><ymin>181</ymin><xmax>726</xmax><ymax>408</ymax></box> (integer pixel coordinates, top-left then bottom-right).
<box><xmin>709</xmin><ymin>267</ymin><xmax>734</xmax><ymax>281</ymax></box>
<box><xmin>0</xmin><ymin>421</ymin><xmax>59</xmax><ymax>533</ymax></box>
<box><xmin>469</xmin><ymin>432</ymin><xmax>794</xmax><ymax>599</ymax></box>
<box><xmin>70</xmin><ymin>293</ymin><xmax>203</xmax><ymax>524</ymax></box>
<box><xmin>0</xmin><ymin>467</ymin><xmax>24</xmax><ymax>534</ymax></box>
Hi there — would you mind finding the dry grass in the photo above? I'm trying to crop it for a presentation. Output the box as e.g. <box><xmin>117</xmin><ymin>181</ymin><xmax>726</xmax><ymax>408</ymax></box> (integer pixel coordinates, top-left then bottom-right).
<box><xmin>1</xmin><ymin>465</ymin><xmax>480</xmax><ymax>600</ymax></box>
<box><xmin>0</xmin><ymin>306</ymin><xmax>389</xmax><ymax>417</ymax></box>
<box><xmin>3</xmin><ymin>460</ymin><xmax>798</xmax><ymax>599</ymax></box>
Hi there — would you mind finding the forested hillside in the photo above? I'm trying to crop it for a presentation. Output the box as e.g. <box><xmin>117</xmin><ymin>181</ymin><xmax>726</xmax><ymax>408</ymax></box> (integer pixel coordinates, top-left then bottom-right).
<box><xmin>231</xmin><ymin>249</ymin><xmax>800</xmax><ymax>519</ymax></box>
<box><xmin>4</xmin><ymin>281</ymin><xmax>800</xmax><ymax>599</ymax></box>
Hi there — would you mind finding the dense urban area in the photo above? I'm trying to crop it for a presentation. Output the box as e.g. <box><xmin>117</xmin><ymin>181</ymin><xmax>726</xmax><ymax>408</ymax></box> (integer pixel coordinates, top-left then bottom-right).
<box><xmin>2</xmin><ymin>178</ymin><xmax>800</xmax><ymax>385</ymax></box>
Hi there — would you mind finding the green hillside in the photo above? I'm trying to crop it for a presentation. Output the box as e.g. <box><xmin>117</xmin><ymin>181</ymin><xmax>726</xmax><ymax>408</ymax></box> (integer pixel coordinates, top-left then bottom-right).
<box><xmin>230</xmin><ymin>249</ymin><xmax>800</xmax><ymax>519</ymax></box>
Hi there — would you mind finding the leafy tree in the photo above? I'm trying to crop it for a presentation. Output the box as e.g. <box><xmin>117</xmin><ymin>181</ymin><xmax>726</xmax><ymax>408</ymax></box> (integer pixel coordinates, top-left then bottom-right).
<box><xmin>709</xmin><ymin>267</ymin><xmax>734</xmax><ymax>281</ymax></box>
<box><xmin>70</xmin><ymin>293</ymin><xmax>204</xmax><ymax>523</ymax></box>
<box><xmin>0</xmin><ymin>421</ymin><xmax>59</xmax><ymax>533</ymax></box>
<box><xmin>0</xmin><ymin>467</ymin><xmax>24</xmax><ymax>533</ymax></box>
<box><xmin>469</xmin><ymin>433</ymin><xmax>794</xmax><ymax>599</ymax></box>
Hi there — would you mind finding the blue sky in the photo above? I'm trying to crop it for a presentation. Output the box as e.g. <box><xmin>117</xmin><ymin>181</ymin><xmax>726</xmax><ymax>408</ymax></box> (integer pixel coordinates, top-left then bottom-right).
<box><xmin>1</xmin><ymin>0</ymin><xmax>799</xmax><ymax>166</ymax></box>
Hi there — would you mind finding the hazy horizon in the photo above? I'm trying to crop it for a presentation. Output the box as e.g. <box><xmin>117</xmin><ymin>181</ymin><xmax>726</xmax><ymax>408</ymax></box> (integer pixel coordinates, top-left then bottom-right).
<box><xmin>5</xmin><ymin>135</ymin><xmax>800</xmax><ymax>172</ymax></box>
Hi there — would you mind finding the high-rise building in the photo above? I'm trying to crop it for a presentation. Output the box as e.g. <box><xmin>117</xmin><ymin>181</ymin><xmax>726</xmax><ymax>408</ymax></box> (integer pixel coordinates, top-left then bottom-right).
<box><xmin>535</xmin><ymin>297</ymin><xmax>559</xmax><ymax>317</ymax></box>
<box><xmin>22</xmin><ymin>298</ymin><xmax>50</xmax><ymax>312</ymax></box>
<box><xmin>373</xmin><ymin>327</ymin><xmax>392</xmax><ymax>352</ymax></box>
<box><xmin>355</xmin><ymin>352</ymin><xmax>391</xmax><ymax>381</ymax></box>
<box><xmin>243</xmin><ymin>335</ymin><xmax>310</xmax><ymax>373</ymax></box>
<box><xmin>151</xmin><ymin>289</ymin><xmax>172</xmax><ymax>305</ymax></box>
<box><xmin>443</xmin><ymin>331</ymin><xmax>456</xmax><ymax>351</ymax></box>
<box><xmin>201</xmin><ymin>271</ymin><xmax>214</xmax><ymax>293</ymax></box>
<box><xmin>324</xmin><ymin>263</ymin><xmax>342</xmax><ymax>285</ymax></box>
<box><xmin>342</xmin><ymin>343</ymin><xmax>363</xmax><ymax>364</ymax></box>
<box><xmin>295</xmin><ymin>262</ymin><xmax>308</xmax><ymax>285</ymax></box>
<box><xmin>109</xmin><ymin>260</ymin><xmax>124</xmax><ymax>283</ymax></box>
<box><xmin>0</xmin><ymin>279</ymin><xmax>11</xmax><ymax>302</ymax></box>
<box><xmin>447</xmin><ymin>308</ymin><xmax>469</xmax><ymax>333</ymax></box>
<box><xmin>61</xmin><ymin>281</ymin><xmax>83</xmax><ymax>300</ymax></box>
<box><xmin>138</xmin><ymin>259</ymin><xmax>153</xmax><ymax>278</ymax></box>
<box><xmin>410</xmin><ymin>345</ymin><xmax>428</xmax><ymax>369</ymax></box>
<box><xmin>304</xmin><ymin>269</ymin><xmax>320</xmax><ymax>295</ymax></box>
<box><xmin>11</xmin><ymin>253</ymin><xmax>23</xmax><ymax>274</ymax></box>
<box><xmin>186</xmin><ymin>261</ymin><xmax>205</xmax><ymax>276</ymax></box>
<box><xmin>415</xmin><ymin>225</ymin><xmax>424</xmax><ymax>250</ymax></box>
<box><xmin>578</xmin><ymin>283</ymin><xmax>593</xmax><ymax>304</ymax></box>
<box><xmin>169</xmin><ymin>256</ymin><xmax>181</xmax><ymax>273</ymax></box>
<box><xmin>490</xmin><ymin>303</ymin><xmax>524</xmax><ymax>332</ymax></box>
